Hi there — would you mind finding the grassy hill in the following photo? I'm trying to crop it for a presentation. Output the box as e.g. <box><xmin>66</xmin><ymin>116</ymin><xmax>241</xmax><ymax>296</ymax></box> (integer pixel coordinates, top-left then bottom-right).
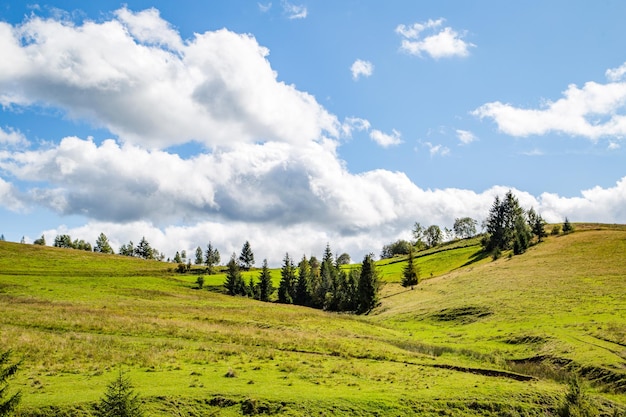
<box><xmin>0</xmin><ymin>226</ymin><xmax>625</xmax><ymax>416</ymax></box>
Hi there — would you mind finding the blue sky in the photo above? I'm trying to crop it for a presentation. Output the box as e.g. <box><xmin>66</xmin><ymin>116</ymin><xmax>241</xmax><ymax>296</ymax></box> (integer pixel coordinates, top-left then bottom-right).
<box><xmin>1</xmin><ymin>1</ymin><xmax>626</xmax><ymax>263</ymax></box>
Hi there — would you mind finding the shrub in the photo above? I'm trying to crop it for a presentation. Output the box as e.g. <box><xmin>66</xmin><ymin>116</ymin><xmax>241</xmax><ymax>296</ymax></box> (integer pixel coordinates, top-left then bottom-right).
<box><xmin>0</xmin><ymin>350</ymin><xmax>21</xmax><ymax>417</ymax></box>
<box><xmin>551</xmin><ymin>224</ymin><xmax>562</xmax><ymax>235</ymax></box>
<box><xmin>196</xmin><ymin>276</ymin><xmax>205</xmax><ymax>289</ymax></box>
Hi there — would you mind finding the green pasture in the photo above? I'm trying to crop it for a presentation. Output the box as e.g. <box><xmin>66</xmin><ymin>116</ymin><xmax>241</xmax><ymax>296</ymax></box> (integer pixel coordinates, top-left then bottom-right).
<box><xmin>0</xmin><ymin>227</ymin><xmax>625</xmax><ymax>416</ymax></box>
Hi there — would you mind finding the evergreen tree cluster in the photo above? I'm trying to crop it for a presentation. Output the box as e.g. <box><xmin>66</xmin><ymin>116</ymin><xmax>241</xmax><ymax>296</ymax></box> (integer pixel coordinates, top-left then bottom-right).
<box><xmin>482</xmin><ymin>191</ymin><xmax>548</xmax><ymax>258</ymax></box>
<box><xmin>223</xmin><ymin>244</ymin><xmax>380</xmax><ymax>315</ymax></box>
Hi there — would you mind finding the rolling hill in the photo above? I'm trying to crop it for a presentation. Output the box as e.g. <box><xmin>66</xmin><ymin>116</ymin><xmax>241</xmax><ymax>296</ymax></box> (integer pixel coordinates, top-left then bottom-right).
<box><xmin>0</xmin><ymin>224</ymin><xmax>624</xmax><ymax>416</ymax></box>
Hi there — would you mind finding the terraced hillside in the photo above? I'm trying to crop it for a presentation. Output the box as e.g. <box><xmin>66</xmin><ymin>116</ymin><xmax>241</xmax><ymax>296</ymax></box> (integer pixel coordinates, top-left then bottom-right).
<box><xmin>0</xmin><ymin>225</ymin><xmax>624</xmax><ymax>416</ymax></box>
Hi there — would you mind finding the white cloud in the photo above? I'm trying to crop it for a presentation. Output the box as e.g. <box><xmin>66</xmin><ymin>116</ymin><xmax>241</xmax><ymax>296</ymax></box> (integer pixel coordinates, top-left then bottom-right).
<box><xmin>608</xmin><ymin>141</ymin><xmax>620</xmax><ymax>150</ymax></box>
<box><xmin>0</xmin><ymin>9</ymin><xmax>336</xmax><ymax>149</ymax></box>
<box><xmin>258</xmin><ymin>3</ymin><xmax>272</xmax><ymax>13</ymax></box>
<box><xmin>370</xmin><ymin>129</ymin><xmax>402</xmax><ymax>147</ymax></box>
<box><xmin>0</xmin><ymin>177</ymin><xmax>24</xmax><ymax>211</ymax></box>
<box><xmin>0</xmin><ymin>126</ymin><xmax>29</xmax><ymax>147</ymax></box>
<box><xmin>473</xmin><ymin>80</ymin><xmax>626</xmax><ymax>140</ymax></box>
<box><xmin>455</xmin><ymin>129</ymin><xmax>477</xmax><ymax>145</ymax></box>
<box><xmin>606</xmin><ymin>63</ymin><xmax>626</xmax><ymax>82</ymax></box>
<box><xmin>396</xmin><ymin>18</ymin><xmax>474</xmax><ymax>59</ymax></box>
<box><xmin>341</xmin><ymin>117</ymin><xmax>371</xmax><ymax>137</ymax></box>
<box><xmin>282</xmin><ymin>1</ymin><xmax>307</xmax><ymax>19</ymax></box>
<box><xmin>424</xmin><ymin>141</ymin><xmax>450</xmax><ymax>157</ymax></box>
<box><xmin>351</xmin><ymin>59</ymin><xmax>374</xmax><ymax>80</ymax></box>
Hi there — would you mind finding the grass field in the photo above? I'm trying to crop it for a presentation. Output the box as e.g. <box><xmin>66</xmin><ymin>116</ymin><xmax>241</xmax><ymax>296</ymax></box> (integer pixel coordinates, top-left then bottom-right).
<box><xmin>0</xmin><ymin>226</ymin><xmax>625</xmax><ymax>416</ymax></box>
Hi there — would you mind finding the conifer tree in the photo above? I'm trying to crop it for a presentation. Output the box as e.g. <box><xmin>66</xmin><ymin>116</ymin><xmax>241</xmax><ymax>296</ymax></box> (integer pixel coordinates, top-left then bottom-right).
<box><xmin>239</xmin><ymin>241</ymin><xmax>255</xmax><ymax>270</ymax></box>
<box><xmin>357</xmin><ymin>254</ymin><xmax>381</xmax><ymax>314</ymax></box>
<box><xmin>278</xmin><ymin>253</ymin><xmax>296</xmax><ymax>304</ymax></box>
<box><xmin>527</xmin><ymin>208</ymin><xmax>548</xmax><ymax>242</ymax></box>
<box><xmin>402</xmin><ymin>248</ymin><xmax>419</xmax><ymax>287</ymax></box>
<box><xmin>173</xmin><ymin>251</ymin><xmax>182</xmax><ymax>264</ymax></box>
<box><xmin>96</xmin><ymin>369</ymin><xmax>143</xmax><ymax>417</ymax></box>
<box><xmin>294</xmin><ymin>255</ymin><xmax>311</xmax><ymax>306</ymax></box>
<box><xmin>0</xmin><ymin>350</ymin><xmax>21</xmax><ymax>417</ymax></box>
<box><xmin>563</xmin><ymin>217</ymin><xmax>574</xmax><ymax>233</ymax></box>
<box><xmin>224</xmin><ymin>254</ymin><xmax>246</xmax><ymax>296</ymax></box>
<box><xmin>257</xmin><ymin>259</ymin><xmax>274</xmax><ymax>302</ymax></box>
<box><xmin>194</xmin><ymin>246</ymin><xmax>204</xmax><ymax>265</ymax></box>
<box><xmin>205</xmin><ymin>243</ymin><xmax>220</xmax><ymax>274</ymax></box>
<box><xmin>94</xmin><ymin>233</ymin><xmax>114</xmax><ymax>254</ymax></box>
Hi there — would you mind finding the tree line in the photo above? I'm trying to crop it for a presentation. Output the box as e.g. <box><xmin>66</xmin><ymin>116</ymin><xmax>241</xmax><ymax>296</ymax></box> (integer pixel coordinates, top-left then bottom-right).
<box><xmin>223</xmin><ymin>244</ymin><xmax>380</xmax><ymax>314</ymax></box>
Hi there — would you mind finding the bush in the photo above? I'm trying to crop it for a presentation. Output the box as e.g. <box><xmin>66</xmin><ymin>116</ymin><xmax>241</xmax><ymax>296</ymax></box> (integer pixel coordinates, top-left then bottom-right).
<box><xmin>551</xmin><ymin>224</ymin><xmax>562</xmax><ymax>235</ymax></box>
<box><xmin>196</xmin><ymin>276</ymin><xmax>205</xmax><ymax>289</ymax></box>
<box><xmin>0</xmin><ymin>350</ymin><xmax>21</xmax><ymax>417</ymax></box>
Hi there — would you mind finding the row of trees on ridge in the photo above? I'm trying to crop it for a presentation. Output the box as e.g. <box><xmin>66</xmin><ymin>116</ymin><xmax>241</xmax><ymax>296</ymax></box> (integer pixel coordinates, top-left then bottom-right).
<box><xmin>223</xmin><ymin>244</ymin><xmax>380</xmax><ymax>314</ymax></box>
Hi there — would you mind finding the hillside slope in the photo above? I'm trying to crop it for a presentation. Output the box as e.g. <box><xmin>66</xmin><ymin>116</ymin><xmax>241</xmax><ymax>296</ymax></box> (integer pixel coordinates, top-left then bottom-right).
<box><xmin>0</xmin><ymin>228</ymin><xmax>625</xmax><ymax>416</ymax></box>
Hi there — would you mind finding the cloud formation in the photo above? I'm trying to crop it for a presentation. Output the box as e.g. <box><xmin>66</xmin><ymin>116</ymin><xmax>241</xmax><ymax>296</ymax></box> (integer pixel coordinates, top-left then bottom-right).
<box><xmin>473</xmin><ymin>76</ymin><xmax>626</xmax><ymax>140</ymax></box>
<box><xmin>0</xmin><ymin>8</ymin><xmax>334</xmax><ymax>149</ymax></box>
<box><xmin>351</xmin><ymin>59</ymin><xmax>374</xmax><ymax>80</ymax></box>
<box><xmin>456</xmin><ymin>129</ymin><xmax>477</xmax><ymax>145</ymax></box>
<box><xmin>282</xmin><ymin>1</ymin><xmax>307</xmax><ymax>19</ymax></box>
<box><xmin>370</xmin><ymin>129</ymin><xmax>402</xmax><ymax>147</ymax></box>
<box><xmin>1</xmin><ymin>7</ymin><xmax>625</xmax><ymax>265</ymax></box>
<box><xmin>396</xmin><ymin>18</ymin><xmax>474</xmax><ymax>59</ymax></box>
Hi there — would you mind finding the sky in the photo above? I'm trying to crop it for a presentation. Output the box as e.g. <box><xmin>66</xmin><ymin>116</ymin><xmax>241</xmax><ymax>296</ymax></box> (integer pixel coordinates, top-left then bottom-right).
<box><xmin>1</xmin><ymin>1</ymin><xmax>626</xmax><ymax>264</ymax></box>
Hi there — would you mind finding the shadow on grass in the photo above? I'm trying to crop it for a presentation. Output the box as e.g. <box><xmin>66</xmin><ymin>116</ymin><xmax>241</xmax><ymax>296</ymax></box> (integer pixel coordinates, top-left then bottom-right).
<box><xmin>459</xmin><ymin>249</ymin><xmax>490</xmax><ymax>268</ymax></box>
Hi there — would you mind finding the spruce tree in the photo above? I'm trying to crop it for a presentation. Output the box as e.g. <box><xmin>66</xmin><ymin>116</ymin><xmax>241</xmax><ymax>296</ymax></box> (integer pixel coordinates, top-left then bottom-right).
<box><xmin>0</xmin><ymin>350</ymin><xmax>21</xmax><ymax>417</ymax></box>
<box><xmin>563</xmin><ymin>217</ymin><xmax>574</xmax><ymax>233</ymax></box>
<box><xmin>278</xmin><ymin>253</ymin><xmax>296</xmax><ymax>304</ymax></box>
<box><xmin>224</xmin><ymin>254</ymin><xmax>246</xmax><ymax>296</ymax></box>
<box><xmin>96</xmin><ymin>369</ymin><xmax>143</xmax><ymax>417</ymax></box>
<box><xmin>401</xmin><ymin>248</ymin><xmax>419</xmax><ymax>287</ymax></box>
<box><xmin>294</xmin><ymin>255</ymin><xmax>311</xmax><ymax>306</ymax></box>
<box><xmin>194</xmin><ymin>246</ymin><xmax>204</xmax><ymax>265</ymax></box>
<box><xmin>94</xmin><ymin>233</ymin><xmax>114</xmax><ymax>254</ymax></box>
<box><xmin>205</xmin><ymin>243</ymin><xmax>220</xmax><ymax>274</ymax></box>
<box><xmin>357</xmin><ymin>254</ymin><xmax>380</xmax><ymax>314</ymax></box>
<box><xmin>527</xmin><ymin>208</ymin><xmax>548</xmax><ymax>242</ymax></box>
<box><xmin>239</xmin><ymin>241</ymin><xmax>255</xmax><ymax>270</ymax></box>
<box><xmin>257</xmin><ymin>259</ymin><xmax>274</xmax><ymax>302</ymax></box>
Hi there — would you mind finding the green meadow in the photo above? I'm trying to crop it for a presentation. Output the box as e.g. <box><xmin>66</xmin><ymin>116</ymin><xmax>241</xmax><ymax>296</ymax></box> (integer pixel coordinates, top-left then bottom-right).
<box><xmin>0</xmin><ymin>225</ymin><xmax>625</xmax><ymax>416</ymax></box>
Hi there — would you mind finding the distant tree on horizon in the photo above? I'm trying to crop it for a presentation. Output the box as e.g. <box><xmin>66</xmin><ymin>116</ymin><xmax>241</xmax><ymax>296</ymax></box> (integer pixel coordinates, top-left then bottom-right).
<box><xmin>563</xmin><ymin>217</ymin><xmax>574</xmax><ymax>233</ymax></box>
<box><xmin>424</xmin><ymin>225</ymin><xmax>443</xmax><ymax>248</ymax></box>
<box><xmin>205</xmin><ymin>242</ymin><xmax>220</xmax><ymax>274</ymax></box>
<box><xmin>53</xmin><ymin>234</ymin><xmax>73</xmax><ymax>249</ymax></box>
<box><xmin>94</xmin><ymin>233</ymin><xmax>114</xmax><ymax>254</ymax></box>
<box><xmin>453</xmin><ymin>217</ymin><xmax>478</xmax><ymax>239</ymax></box>
<box><xmin>119</xmin><ymin>241</ymin><xmax>134</xmax><ymax>257</ymax></box>
<box><xmin>527</xmin><ymin>208</ymin><xmax>548</xmax><ymax>243</ymax></box>
<box><xmin>33</xmin><ymin>235</ymin><xmax>46</xmax><ymax>246</ymax></box>
<box><xmin>194</xmin><ymin>246</ymin><xmax>203</xmax><ymax>265</ymax></box>
<box><xmin>134</xmin><ymin>237</ymin><xmax>154</xmax><ymax>260</ymax></box>
<box><xmin>336</xmin><ymin>253</ymin><xmax>351</xmax><ymax>265</ymax></box>
<box><xmin>239</xmin><ymin>241</ymin><xmax>255</xmax><ymax>270</ymax></box>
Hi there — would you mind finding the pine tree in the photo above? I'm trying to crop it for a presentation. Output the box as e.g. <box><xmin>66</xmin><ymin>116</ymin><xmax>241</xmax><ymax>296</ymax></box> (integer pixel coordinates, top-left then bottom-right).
<box><xmin>357</xmin><ymin>254</ymin><xmax>381</xmax><ymax>314</ymax></box>
<box><xmin>257</xmin><ymin>259</ymin><xmax>274</xmax><ymax>302</ymax></box>
<box><xmin>563</xmin><ymin>217</ymin><xmax>574</xmax><ymax>234</ymax></box>
<box><xmin>294</xmin><ymin>255</ymin><xmax>311</xmax><ymax>306</ymax></box>
<box><xmin>96</xmin><ymin>369</ymin><xmax>143</xmax><ymax>417</ymax></box>
<box><xmin>401</xmin><ymin>248</ymin><xmax>419</xmax><ymax>287</ymax></box>
<box><xmin>134</xmin><ymin>237</ymin><xmax>154</xmax><ymax>260</ymax></box>
<box><xmin>119</xmin><ymin>241</ymin><xmax>134</xmax><ymax>257</ymax></box>
<box><xmin>94</xmin><ymin>233</ymin><xmax>114</xmax><ymax>254</ymax></box>
<box><xmin>33</xmin><ymin>235</ymin><xmax>46</xmax><ymax>246</ymax></box>
<box><xmin>224</xmin><ymin>254</ymin><xmax>246</xmax><ymax>296</ymax></box>
<box><xmin>239</xmin><ymin>241</ymin><xmax>255</xmax><ymax>270</ymax></box>
<box><xmin>0</xmin><ymin>350</ymin><xmax>21</xmax><ymax>417</ymax></box>
<box><xmin>173</xmin><ymin>251</ymin><xmax>182</xmax><ymax>264</ymax></box>
<box><xmin>194</xmin><ymin>246</ymin><xmax>204</xmax><ymax>265</ymax></box>
<box><xmin>527</xmin><ymin>207</ymin><xmax>547</xmax><ymax>242</ymax></box>
<box><xmin>278</xmin><ymin>253</ymin><xmax>296</xmax><ymax>304</ymax></box>
<box><xmin>205</xmin><ymin>243</ymin><xmax>220</xmax><ymax>274</ymax></box>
